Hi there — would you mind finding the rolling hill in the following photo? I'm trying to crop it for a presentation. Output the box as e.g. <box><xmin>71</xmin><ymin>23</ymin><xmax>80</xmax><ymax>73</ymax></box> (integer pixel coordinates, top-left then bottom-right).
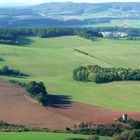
<box><xmin>0</xmin><ymin>36</ymin><xmax>140</xmax><ymax>129</ymax></box>
<box><xmin>0</xmin><ymin>2</ymin><xmax>140</xmax><ymax>27</ymax></box>
<box><xmin>32</xmin><ymin>2</ymin><xmax>140</xmax><ymax>19</ymax></box>
<box><xmin>0</xmin><ymin>36</ymin><xmax>140</xmax><ymax>110</ymax></box>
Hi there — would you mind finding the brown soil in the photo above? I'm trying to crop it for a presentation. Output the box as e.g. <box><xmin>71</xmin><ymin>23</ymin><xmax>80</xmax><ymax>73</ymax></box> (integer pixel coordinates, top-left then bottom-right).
<box><xmin>0</xmin><ymin>78</ymin><xmax>140</xmax><ymax>130</ymax></box>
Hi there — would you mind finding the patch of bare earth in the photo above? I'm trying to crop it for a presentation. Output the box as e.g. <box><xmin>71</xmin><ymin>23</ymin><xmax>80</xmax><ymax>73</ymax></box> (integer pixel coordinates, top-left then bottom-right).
<box><xmin>0</xmin><ymin>78</ymin><xmax>140</xmax><ymax>130</ymax></box>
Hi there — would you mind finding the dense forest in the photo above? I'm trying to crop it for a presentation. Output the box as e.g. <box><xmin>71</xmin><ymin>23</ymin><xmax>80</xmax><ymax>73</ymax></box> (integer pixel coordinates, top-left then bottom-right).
<box><xmin>0</xmin><ymin>27</ymin><xmax>140</xmax><ymax>45</ymax></box>
<box><xmin>0</xmin><ymin>16</ymin><xmax>116</xmax><ymax>28</ymax></box>
<box><xmin>73</xmin><ymin>65</ymin><xmax>140</xmax><ymax>83</ymax></box>
<box><xmin>0</xmin><ymin>27</ymin><xmax>103</xmax><ymax>45</ymax></box>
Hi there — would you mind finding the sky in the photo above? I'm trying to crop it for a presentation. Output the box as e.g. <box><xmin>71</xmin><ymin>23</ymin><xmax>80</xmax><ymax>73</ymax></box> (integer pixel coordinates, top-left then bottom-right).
<box><xmin>0</xmin><ymin>0</ymin><xmax>140</xmax><ymax>4</ymax></box>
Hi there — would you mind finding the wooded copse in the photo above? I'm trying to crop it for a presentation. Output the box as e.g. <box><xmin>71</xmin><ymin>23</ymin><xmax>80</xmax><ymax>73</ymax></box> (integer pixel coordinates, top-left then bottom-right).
<box><xmin>26</xmin><ymin>81</ymin><xmax>48</xmax><ymax>105</ymax></box>
<box><xmin>73</xmin><ymin>65</ymin><xmax>140</xmax><ymax>83</ymax></box>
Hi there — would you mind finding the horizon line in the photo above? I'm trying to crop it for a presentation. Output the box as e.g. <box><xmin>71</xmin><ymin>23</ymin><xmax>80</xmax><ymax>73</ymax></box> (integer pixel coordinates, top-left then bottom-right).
<box><xmin>0</xmin><ymin>1</ymin><xmax>140</xmax><ymax>5</ymax></box>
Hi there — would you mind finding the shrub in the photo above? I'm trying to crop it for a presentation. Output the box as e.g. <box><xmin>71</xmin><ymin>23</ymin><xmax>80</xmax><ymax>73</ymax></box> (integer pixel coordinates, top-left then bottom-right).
<box><xmin>26</xmin><ymin>81</ymin><xmax>48</xmax><ymax>105</ymax></box>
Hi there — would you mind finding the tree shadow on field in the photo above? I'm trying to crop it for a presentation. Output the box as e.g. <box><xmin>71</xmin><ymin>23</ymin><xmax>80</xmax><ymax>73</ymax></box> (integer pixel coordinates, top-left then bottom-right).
<box><xmin>46</xmin><ymin>94</ymin><xmax>72</xmax><ymax>109</ymax></box>
<box><xmin>18</xmin><ymin>37</ymin><xmax>35</xmax><ymax>47</ymax></box>
<box><xmin>9</xmin><ymin>75</ymin><xmax>29</xmax><ymax>79</ymax></box>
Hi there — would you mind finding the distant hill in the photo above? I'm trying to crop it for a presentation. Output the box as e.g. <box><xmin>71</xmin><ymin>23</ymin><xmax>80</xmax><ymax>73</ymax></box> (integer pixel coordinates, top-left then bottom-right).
<box><xmin>0</xmin><ymin>2</ymin><xmax>140</xmax><ymax>27</ymax></box>
<box><xmin>31</xmin><ymin>2</ymin><xmax>140</xmax><ymax>19</ymax></box>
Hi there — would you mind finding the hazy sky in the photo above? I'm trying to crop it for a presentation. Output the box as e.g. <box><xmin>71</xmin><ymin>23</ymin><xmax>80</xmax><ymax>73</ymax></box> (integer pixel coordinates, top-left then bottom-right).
<box><xmin>0</xmin><ymin>0</ymin><xmax>140</xmax><ymax>4</ymax></box>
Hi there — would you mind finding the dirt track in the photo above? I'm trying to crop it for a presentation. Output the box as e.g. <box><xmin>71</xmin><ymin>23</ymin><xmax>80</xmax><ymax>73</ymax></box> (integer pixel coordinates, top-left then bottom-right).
<box><xmin>0</xmin><ymin>78</ymin><xmax>140</xmax><ymax>130</ymax></box>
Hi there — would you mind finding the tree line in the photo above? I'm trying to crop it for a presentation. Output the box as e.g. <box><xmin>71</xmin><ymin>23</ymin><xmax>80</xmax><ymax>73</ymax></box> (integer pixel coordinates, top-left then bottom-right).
<box><xmin>71</xmin><ymin>122</ymin><xmax>127</xmax><ymax>137</ymax></box>
<box><xmin>70</xmin><ymin>118</ymin><xmax>140</xmax><ymax>137</ymax></box>
<box><xmin>0</xmin><ymin>27</ymin><xmax>140</xmax><ymax>45</ymax></box>
<box><xmin>1</xmin><ymin>27</ymin><xmax>140</xmax><ymax>45</ymax></box>
<box><xmin>73</xmin><ymin>65</ymin><xmax>140</xmax><ymax>83</ymax></box>
<box><xmin>0</xmin><ymin>120</ymin><xmax>30</xmax><ymax>132</ymax></box>
<box><xmin>67</xmin><ymin>129</ymin><xmax>140</xmax><ymax>140</ymax></box>
<box><xmin>0</xmin><ymin>66</ymin><xmax>27</xmax><ymax>77</ymax></box>
<box><xmin>0</xmin><ymin>27</ymin><xmax>103</xmax><ymax>45</ymax></box>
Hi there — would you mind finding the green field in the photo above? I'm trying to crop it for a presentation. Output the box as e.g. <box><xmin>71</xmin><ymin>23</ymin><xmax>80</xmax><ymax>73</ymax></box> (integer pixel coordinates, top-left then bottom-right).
<box><xmin>0</xmin><ymin>36</ymin><xmax>140</xmax><ymax>110</ymax></box>
<box><xmin>0</xmin><ymin>132</ymin><xmax>108</xmax><ymax>140</ymax></box>
<box><xmin>0</xmin><ymin>132</ymin><xmax>86</xmax><ymax>140</ymax></box>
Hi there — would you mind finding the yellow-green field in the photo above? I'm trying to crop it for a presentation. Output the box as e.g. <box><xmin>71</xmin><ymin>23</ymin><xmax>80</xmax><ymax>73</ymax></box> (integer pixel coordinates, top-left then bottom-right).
<box><xmin>0</xmin><ymin>36</ymin><xmax>140</xmax><ymax>110</ymax></box>
<box><xmin>0</xmin><ymin>132</ymin><xmax>109</xmax><ymax>140</ymax></box>
<box><xmin>0</xmin><ymin>132</ymin><xmax>87</xmax><ymax>140</ymax></box>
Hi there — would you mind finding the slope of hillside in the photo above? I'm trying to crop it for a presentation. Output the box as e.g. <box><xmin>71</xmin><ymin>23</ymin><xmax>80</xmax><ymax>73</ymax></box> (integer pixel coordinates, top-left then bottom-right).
<box><xmin>0</xmin><ymin>78</ymin><xmax>76</xmax><ymax>129</ymax></box>
<box><xmin>0</xmin><ymin>36</ymin><xmax>140</xmax><ymax>110</ymax></box>
<box><xmin>0</xmin><ymin>78</ymin><xmax>140</xmax><ymax>129</ymax></box>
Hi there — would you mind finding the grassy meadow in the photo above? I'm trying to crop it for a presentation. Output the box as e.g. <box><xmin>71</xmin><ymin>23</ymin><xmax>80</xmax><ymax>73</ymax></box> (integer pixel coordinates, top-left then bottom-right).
<box><xmin>0</xmin><ymin>132</ymin><xmax>109</xmax><ymax>140</ymax></box>
<box><xmin>0</xmin><ymin>36</ymin><xmax>140</xmax><ymax>110</ymax></box>
<box><xmin>80</xmin><ymin>20</ymin><xmax>140</xmax><ymax>28</ymax></box>
<box><xmin>0</xmin><ymin>132</ymin><xmax>87</xmax><ymax>140</ymax></box>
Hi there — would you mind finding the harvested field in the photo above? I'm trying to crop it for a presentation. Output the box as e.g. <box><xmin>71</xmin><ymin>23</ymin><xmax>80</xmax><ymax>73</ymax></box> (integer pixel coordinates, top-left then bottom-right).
<box><xmin>0</xmin><ymin>78</ymin><xmax>140</xmax><ymax>130</ymax></box>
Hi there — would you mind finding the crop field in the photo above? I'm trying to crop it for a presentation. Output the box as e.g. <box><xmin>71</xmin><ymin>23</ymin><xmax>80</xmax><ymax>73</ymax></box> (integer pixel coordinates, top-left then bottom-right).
<box><xmin>0</xmin><ymin>36</ymin><xmax>140</xmax><ymax>110</ymax></box>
